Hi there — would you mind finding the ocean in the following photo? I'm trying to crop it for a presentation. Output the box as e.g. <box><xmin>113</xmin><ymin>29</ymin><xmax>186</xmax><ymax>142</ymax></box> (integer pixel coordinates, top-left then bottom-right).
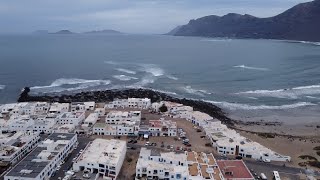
<box><xmin>0</xmin><ymin>34</ymin><xmax>320</xmax><ymax>122</ymax></box>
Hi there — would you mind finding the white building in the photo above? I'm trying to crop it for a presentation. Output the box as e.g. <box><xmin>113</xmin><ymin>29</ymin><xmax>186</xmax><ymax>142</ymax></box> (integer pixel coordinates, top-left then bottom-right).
<box><xmin>0</xmin><ymin>131</ymin><xmax>40</xmax><ymax>166</ymax></box>
<box><xmin>187</xmin><ymin>111</ymin><xmax>213</xmax><ymax>127</ymax></box>
<box><xmin>94</xmin><ymin>108</ymin><xmax>105</xmax><ymax>117</ymax></box>
<box><xmin>53</xmin><ymin>124</ymin><xmax>76</xmax><ymax>133</ymax></box>
<box><xmin>128</xmin><ymin>98</ymin><xmax>151</xmax><ymax>109</ymax></box>
<box><xmin>49</xmin><ymin>103</ymin><xmax>69</xmax><ymax>114</ymax></box>
<box><xmin>105</xmin><ymin>99</ymin><xmax>128</xmax><ymax>109</ymax></box>
<box><xmin>187</xmin><ymin>151</ymin><xmax>224</xmax><ymax>180</ymax></box>
<box><xmin>71</xmin><ymin>102</ymin><xmax>95</xmax><ymax>112</ymax></box>
<box><xmin>148</xmin><ymin>119</ymin><xmax>177</xmax><ymax>136</ymax></box>
<box><xmin>57</xmin><ymin>112</ymin><xmax>85</xmax><ymax>125</ymax></box>
<box><xmin>135</xmin><ymin>148</ymin><xmax>189</xmax><ymax>180</ymax></box>
<box><xmin>73</xmin><ymin>139</ymin><xmax>126</xmax><ymax>180</ymax></box>
<box><xmin>4</xmin><ymin>133</ymin><xmax>77</xmax><ymax>180</ymax></box>
<box><xmin>32</xmin><ymin>116</ymin><xmax>56</xmax><ymax>134</ymax></box>
<box><xmin>82</xmin><ymin>113</ymin><xmax>99</xmax><ymax>131</ymax></box>
<box><xmin>7</xmin><ymin>115</ymin><xmax>35</xmax><ymax>132</ymax></box>
<box><xmin>204</xmin><ymin>121</ymin><xmax>291</xmax><ymax>162</ymax></box>
<box><xmin>103</xmin><ymin>111</ymin><xmax>141</xmax><ymax>136</ymax></box>
<box><xmin>33</xmin><ymin>102</ymin><xmax>50</xmax><ymax>115</ymax></box>
<box><xmin>93</xmin><ymin>123</ymin><xmax>117</xmax><ymax>136</ymax></box>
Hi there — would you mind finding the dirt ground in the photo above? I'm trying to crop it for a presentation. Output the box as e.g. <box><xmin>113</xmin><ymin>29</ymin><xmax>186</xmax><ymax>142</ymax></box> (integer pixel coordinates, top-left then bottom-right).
<box><xmin>239</xmin><ymin>131</ymin><xmax>320</xmax><ymax>170</ymax></box>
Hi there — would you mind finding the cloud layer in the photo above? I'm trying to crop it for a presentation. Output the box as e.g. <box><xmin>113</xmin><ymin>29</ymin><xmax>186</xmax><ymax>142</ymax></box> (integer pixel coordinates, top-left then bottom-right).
<box><xmin>0</xmin><ymin>0</ymin><xmax>309</xmax><ymax>34</ymax></box>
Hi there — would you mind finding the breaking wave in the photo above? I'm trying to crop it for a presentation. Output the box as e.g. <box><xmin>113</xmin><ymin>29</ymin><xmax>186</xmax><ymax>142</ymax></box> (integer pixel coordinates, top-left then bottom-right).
<box><xmin>133</xmin><ymin>76</ymin><xmax>156</xmax><ymax>87</ymax></box>
<box><xmin>112</xmin><ymin>75</ymin><xmax>138</xmax><ymax>81</ymax></box>
<box><xmin>205</xmin><ymin>100</ymin><xmax>316</xmax><ymax>110</ymax></box>
<box><xmin>31</xmin><ymin>78</ymin><xmax>111</xmax><ymax>93</ymax></box>
<box><xmin>0</xmin><ymin>85</ymin><xmax>5</xmax><ymax>90</ymax></box>
<box><xmin>284</xmin><ymin>40</ymin><xmax>320</xmax><ymax>46</ymax></box>
<box><xmin>237</xmin><ymin>84</ymin><xmax>320</xmax><ymax>99</ymax></box>
<box><xmin>115</xmin><ymin>68</ymin><xmax>136</xmax><ymax>74</ymax></box>
<box><xmin>104</xmin><ymin>60</ymin><xmax>118</xmax><ymax>65</ymax></box>
<box><xmin>201</xmin><ymin>39</ymin><xmax>232</xmax><ymax>42</ymax></box>
<box><xmin>234</xmin><ymin>65</ymin><xmax>269</xmax><ymax>71</ymax></box>
<box><xmin>182</xmin><ymin>86</ymin><xmax>212</xmax><ymax>96</ymax></box>
<box><xmin>167</xmin><ymin>75</ymin><xmax>178</xmax><ymax>80</ymax></box>
<box><xmin>139</xmin><ymin>64</ymin><xmax>164</xmax><ymax>77</ymax></box>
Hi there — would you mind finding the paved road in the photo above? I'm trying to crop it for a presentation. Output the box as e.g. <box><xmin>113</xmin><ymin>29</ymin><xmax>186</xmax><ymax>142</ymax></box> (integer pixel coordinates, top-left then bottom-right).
<box><xmin>51</xmin><ymin>136</ymin><xmax>91</xmax><ymax>180</ymax></box>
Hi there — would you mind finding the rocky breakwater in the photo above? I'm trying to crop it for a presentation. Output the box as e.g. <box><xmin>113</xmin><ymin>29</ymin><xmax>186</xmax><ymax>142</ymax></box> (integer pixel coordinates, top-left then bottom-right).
<box><xmin>18</xmin><ymin>87</ymin><xmax>235</xmax><ymax>126</ymax></box>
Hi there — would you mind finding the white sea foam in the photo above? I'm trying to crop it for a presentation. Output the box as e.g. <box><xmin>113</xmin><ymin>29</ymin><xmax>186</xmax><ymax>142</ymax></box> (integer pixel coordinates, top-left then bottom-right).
<box><xmin>234</xmin><ymin>65</ymin><xmax>269</xmax><ymax>71</ymax></box>
<box><xmin>113</xmin><ymin>75</ymin><xmax>138</xmax><ymax>81</ymax></box>
<box><xmin>142</xmin><ymin>88</ymin><xmax>178</xmax><ymax>96</ymax></box>
<box><xmin>182</xmin><ymin>86</ymin><xmax>212</xmax><ymax>96</ymax></box>
<box><xmin>205</xmin><ymin>100</ymin><xmax>316</xmax><ymax>110</ymax></box>
<box><xmin>133</xmin><ymin>76</ymin><xmax>156</xmax><ymax>87</ymax></box>
<box><xmin>237</xmin><ymin>84</ymin><xmax>320</xmax><ymax>99</ymax></box>
<box><xmin>167</xmin><ymin>75</ymin><xmax>178</xmax><ymax>80</ymax></box>
<box><xmin>31</xmin><ymin>78</ymin><xmax>111</xmax><ymax>93</ymax></box>
<box><xmin>305</xmin><ymin>96</ymin><xmax>320</xmax><ymax>100</ymax></box>
<box><xmin>139</xmin><ymin>64</ymin><xmax>164</xmax><ymax>77</ymax></box>
<box><xmin>201</xmin><ymin>39</ymin><xmax>232</xmax><ymax>42</ymax></box>
<box><xmin>104</xmin><ymin>60</ymin><xmax>118</xmax><ymax>65</ymax></box>
<box><xmin>0</xmin><ymin>85</ymin><xmax>5</xmax><ymax>90</ymax></box>
<box><xmin>115</xmin><ymin>68</ymin><xmax>136</xmax><ymax>74</ymax></box>
<box><xmin>285</xmin><ymin>40</ymin><xmax>320</xmax><ymax>46</ymax></box>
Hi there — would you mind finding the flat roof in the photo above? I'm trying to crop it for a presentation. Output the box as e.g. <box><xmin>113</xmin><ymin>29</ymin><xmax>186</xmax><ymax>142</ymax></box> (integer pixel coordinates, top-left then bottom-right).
<box><xmin>217</xmin><ymin>160</ymin><xmax>254</xmax><ymax>180</ymax></box>
<box><xmin>76</xmin><ymin>139</ymin><xmax>126</xmax><ymax>166</ymax></box>
<box><xmin>5</xmin><ymin>133</ymin><xmax>76</xmax><ymax>178</ymax></box>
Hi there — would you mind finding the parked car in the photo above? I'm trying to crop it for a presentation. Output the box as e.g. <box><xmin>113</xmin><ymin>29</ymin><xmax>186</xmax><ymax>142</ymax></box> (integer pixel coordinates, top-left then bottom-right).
<box><xmin>83</xmin><ymin>174</ymin><xmax>90</xmax><ymax>179</ymax></box>
<box><xmin>263</xmin><ymin>159</ymin><xmax>271</xmax><ymax>163</ymax></box>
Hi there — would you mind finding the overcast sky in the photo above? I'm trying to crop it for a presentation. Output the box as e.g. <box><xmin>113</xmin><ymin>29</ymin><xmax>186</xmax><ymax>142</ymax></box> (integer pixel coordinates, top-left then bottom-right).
<box><xmin>0</xmin><ymin>0</ymin><xmax>310</xmax><ymax>34</ymax></box>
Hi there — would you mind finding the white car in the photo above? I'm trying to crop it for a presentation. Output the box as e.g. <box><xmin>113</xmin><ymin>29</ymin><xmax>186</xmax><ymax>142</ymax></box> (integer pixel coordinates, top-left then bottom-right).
<box><xmin>83</xmin><ymin>174</ymin><xmax>91</xmax><ymax>179</ymax></box>
<box><xmin>263</xmin><ymin>159</ymin><xmax>271</xmax><ymax>163</ymax></box>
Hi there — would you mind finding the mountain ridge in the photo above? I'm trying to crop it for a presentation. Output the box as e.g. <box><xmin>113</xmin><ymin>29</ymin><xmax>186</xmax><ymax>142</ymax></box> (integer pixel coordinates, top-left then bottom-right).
<box><xmin>170</xmin><ymin>0</ymin><xmax>320</xmax><ymax>41</ymax></box>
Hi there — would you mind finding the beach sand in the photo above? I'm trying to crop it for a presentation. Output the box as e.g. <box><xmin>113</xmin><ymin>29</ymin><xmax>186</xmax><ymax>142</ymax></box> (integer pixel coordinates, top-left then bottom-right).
<box><xmin>230</xmin><ymin>111</ymin><xmax>320</xmax><ymax>170</ymax></box>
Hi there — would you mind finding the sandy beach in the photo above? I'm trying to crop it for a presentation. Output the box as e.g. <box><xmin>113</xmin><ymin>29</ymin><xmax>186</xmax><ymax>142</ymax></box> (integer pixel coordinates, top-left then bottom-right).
<box><xmin>230</xmin><ymin>112</ymin><xmax>320</xmax><ymax>170</ymax></box>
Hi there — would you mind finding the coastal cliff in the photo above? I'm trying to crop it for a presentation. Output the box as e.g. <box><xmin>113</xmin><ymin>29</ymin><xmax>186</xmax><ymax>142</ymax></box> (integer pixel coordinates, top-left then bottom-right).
<box><xmin>171</xmin><ymin>0</ymin><xmax>320</xmax><ymax>42</ymax></box>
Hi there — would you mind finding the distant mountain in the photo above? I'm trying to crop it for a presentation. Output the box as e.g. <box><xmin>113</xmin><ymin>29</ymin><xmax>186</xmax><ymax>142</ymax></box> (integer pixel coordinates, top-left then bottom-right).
<box><xmin>166</xmin><ymin>26</ymin><xmax>182</xmax><ymax>35</ymax></box>
<box><xmin>53</xmin><ymin>30</ymin><xmax>75</xmax><ymax>34</ymax></box>
<box><xmin>170</xmin><ymin>0</ymin><xmax>320</xmax><ymax>42</ymax></box>
<box><xmin>84</xmin><ymin>29</ymin><xmax>122</xmax><ymax>34</ymax></box>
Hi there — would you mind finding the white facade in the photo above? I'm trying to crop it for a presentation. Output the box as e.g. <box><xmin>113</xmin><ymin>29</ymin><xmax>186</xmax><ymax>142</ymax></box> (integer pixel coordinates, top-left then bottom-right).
<box><xmin>57</xmin><ymin>112</ymin><xmax>85</xmax><ymax>125</ymax></box>
<box><xmin>94</xmin><ymin>108</ymin><xmax>105</xmax><ymax>117</ymax></box>
<box><xmin>49</xmin><ymin>103</ymin><xmax>69</xmax><ymax>114</ymax></box>
<box><xmin>73</xmin><ymin>139</ymin><xmax>126</xmax><ymax>180</ymax></box>
<box><xmin>148</xmin><ymin>118</ymin><xmax>177</xmax><ymax>136</ymax></box>
<box><xmin>103</xmin><ymin>111</ymin><xmax>141</xmax><ymax>136</ymax></box>
<box><xmin>135</xmin><ymin>148</ymin><xmax>189</xmax><ymax>180</ymax></box>
<box><xmin>32</xmin><ymin>116</ymin><xmax>56</xmax><ymax>133</ymax></box>
<box><xmin>105</xmin><ymin>99</ymin><xmax>128</xmax><ymax>109</ymax></box>
<box><xmin>204</xmin><ymin>121</ymin><xmax>291</xmax><ymax>162</ymax></box>
<box><xmin>7</xmin><ymin>115</ymin><xmax>35</xmax><ymax>132</ymax></box>
<box><xmin>82</xmin><ymin>113</ymin><xmax>98</xmax><ymax>131</ymax></box>
<box><xmin>0</xmin><ymin>131</ymin><xmax>40</xmax><ymax>165</ymax></box>
<box><xmin>4</xmin><ymin>133</ymin><xmax>77</xmax><ymax>180</ymax></box>
<box><xmin>128</xmin><ymin>98</ymin><xmax>151</xmax><ymax>109</ymax></box>
<box><xmin>93</xmin><ymin>123</ymin><xmax>117</xmax><ymax>136</ymax></box>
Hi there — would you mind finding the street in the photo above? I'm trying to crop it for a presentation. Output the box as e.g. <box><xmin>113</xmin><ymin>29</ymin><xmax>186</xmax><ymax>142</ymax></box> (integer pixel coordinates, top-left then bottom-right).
<box><xmin>51</xmin><ymin>136</ymin><xmax>91</xmax><ymax>180</ymax></box>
